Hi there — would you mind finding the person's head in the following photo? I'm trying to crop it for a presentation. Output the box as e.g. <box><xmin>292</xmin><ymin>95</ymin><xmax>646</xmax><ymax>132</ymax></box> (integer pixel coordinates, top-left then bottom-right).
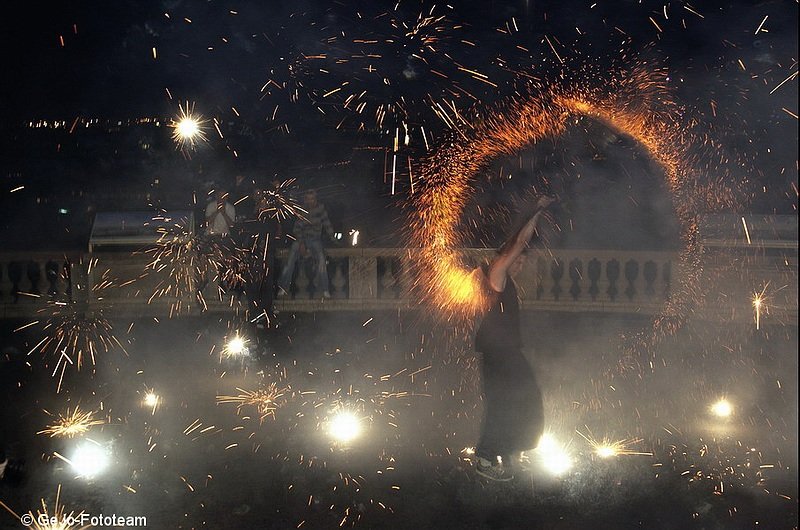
<box><xmin>303</xmin><ymin>190</ymin><xmax>318</xmax><ymax>208</ymax></box>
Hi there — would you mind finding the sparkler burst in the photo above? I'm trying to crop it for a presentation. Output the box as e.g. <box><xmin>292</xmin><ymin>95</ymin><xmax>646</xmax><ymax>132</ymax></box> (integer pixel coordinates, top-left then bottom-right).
<box><xmin>256</xmin><ymin>178</ymin><xmax>307</xmax><ymax>223</ymax></box>
<box><xmin>222</xmin><ymin>334</ymin><xmax>249</xmax><ymax>358</ymax></box>
<box><xmin>0</xmin><ymin>485</ymin><xmax>90</xmax><ymax>530</ymax></box>
<box><xmin>577</xmin><ymin>430</ymin><xmax>651</xmax><ymax>458</ymax></box>
<box><xmin>170</xmin><ymin>101</ymin><xmax>208</xmax><ymax>150</ymax></box>
<box><xmin>752</xmin><ymin>285</ymin><xmax>769</xmax><ymax>330</ymax></box>
<box><xmin>22</xmin><ymin>267</ymin><xmax>126</xmax><ymax>392</ymax></box>
<box><xmin>37</xmin><ymin>406</ymin><xmax>104</xmax><ymax>439</ymax></box>
<box><xmin>216</xmin><ymin>383</ymin><xmax>286</xmax><ymax>421</ymax></box>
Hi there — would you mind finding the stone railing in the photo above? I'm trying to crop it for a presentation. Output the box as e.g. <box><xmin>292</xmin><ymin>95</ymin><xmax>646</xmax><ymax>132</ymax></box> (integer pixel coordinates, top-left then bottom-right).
<box><xmin>0</xmin><ymin>252</ymin><xmax>84</xmax><ymax>319</ymax></box>
<box><xmin>0</xmin><ymin>247</ymin><xmax>796</xmax><ymax>325</ymax></box>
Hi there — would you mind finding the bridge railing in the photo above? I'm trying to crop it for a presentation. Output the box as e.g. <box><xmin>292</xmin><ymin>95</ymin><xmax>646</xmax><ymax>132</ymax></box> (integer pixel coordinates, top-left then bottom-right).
<box><xmin>0</xmin><ymin>247</ymin><xmax>795</xmax><ymax>324</ymax></box>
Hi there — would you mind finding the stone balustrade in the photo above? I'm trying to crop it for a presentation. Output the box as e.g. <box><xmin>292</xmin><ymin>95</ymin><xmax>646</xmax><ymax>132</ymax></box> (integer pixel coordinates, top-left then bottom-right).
<box><xmin>0</xmin><ymin>247</ymin><xmax>796</xmax><ymax>325</ymax></box>
<box><xmin>0</xmin><ymin>252</ymin><xmax>84</xmax><ymax>319</ymax></box>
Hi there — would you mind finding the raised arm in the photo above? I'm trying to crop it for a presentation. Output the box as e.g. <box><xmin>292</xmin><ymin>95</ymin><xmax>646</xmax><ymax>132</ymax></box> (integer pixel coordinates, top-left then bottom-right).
<box><xmin>487</xmin><ymin>196</ymin><xmax>555</xmax><ymax>292</ymax></box>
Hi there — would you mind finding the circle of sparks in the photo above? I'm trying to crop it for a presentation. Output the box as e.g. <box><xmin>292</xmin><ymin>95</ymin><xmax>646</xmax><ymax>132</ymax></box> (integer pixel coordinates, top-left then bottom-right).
<box><xmin>408</xmin><ymin>67</ymin><xmax>737</xmax><ymax>342</ymax></box>
<box><xmin>170</xmin><ymin>102</ymin><xmax>208</xmax><ymax>150</ymax></box>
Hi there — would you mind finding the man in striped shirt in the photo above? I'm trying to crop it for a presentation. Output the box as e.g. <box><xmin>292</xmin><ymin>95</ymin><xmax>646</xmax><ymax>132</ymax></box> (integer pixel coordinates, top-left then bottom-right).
<box><xmin>277</xmin><ymin>189</ymin><xmax>335</xmax><ymax>299</ymax></box>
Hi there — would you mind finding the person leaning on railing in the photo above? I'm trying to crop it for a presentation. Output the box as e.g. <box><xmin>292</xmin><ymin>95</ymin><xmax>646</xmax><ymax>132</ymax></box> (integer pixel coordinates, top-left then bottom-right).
<box><xmin>277</xmin><ymin>189</ymin><xmax>335</xmax><ymax>299</ymax></box>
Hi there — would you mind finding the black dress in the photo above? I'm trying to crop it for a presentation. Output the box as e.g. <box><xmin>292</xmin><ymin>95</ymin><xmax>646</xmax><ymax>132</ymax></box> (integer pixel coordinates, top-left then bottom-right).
<box><xmin>474</xmin><ymin>266</ymin><xmax>543</xmax><ymax>461</ymax></box>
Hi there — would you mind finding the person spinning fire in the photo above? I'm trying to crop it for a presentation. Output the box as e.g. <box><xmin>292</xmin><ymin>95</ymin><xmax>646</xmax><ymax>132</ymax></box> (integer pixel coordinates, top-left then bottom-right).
<box><xmin>473</xmin><ymin>195</ymin><xmax>556</xmax><ymax>482</ymax></box>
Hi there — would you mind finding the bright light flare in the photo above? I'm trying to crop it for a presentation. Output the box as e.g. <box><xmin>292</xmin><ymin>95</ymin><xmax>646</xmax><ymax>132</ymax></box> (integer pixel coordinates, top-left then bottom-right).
<box><xmin>142</xmin><ymin>389</ymin><xmax>161</xmax><ymax>414</ymax></box>
<box><xmin>222</xmin><ymin>334</ymin><xmax>249</xmax><ymax>358</ymax></box>
<box><xmin>170</xmin><ymin>102</ymin><xmax>208</xmax><ymax>150</ymax></box>
<box><xmin>328</xmin><ymin>412</ymin><xmax>362</xmax><ymax>443</ymax></box>
<box><xmin>752</xmin><ymin>285</ymin><xmax>768</xmax><ymax>330</ymax></box>
<box><xmin>710</xmin><ymin>398</ymin><xmax>733</xmax><ymax>418</ymax></box>
<box><xmin>534</xmin><ymin>433</ymin><xmax>573</xmax><ymax>476</ymax></box>
<box><xmin>63</xmin><ymin>440</ymin><xmax>110</xmax><ymax>479</ymax></box>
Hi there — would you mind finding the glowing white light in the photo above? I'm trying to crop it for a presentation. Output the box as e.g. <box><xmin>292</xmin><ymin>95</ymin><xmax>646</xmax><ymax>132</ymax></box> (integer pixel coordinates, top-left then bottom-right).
<box><xmin>223</xmin><ymin>335</ymin><xmax>248</xmax><ymax>357</ymax></box>
<box><xmin>170</xmin><ymin>102</ymin><xmax>208</xmax><ymax>149</ymax></box>
<box><xmin>176</xmin><ymin>117</ymin><xmax>200</xmax><ymax>139</ymax></box>
<box><xmin>711</xmin><ymin>399</ymin><xmax>733</xmax><ymax>418</ymax></box>
<box><xmin>143</xmin><ymin>392</ymin><xmax>159</xmax><ymax>408</ymax></box>
<box><xmin>595</xmin><ymin>445</ymin><xmax>617</xmax><ymax>458</ymax></box>
<box><xmin>329</xmin><ymin>412</ymin><xmax>361</xmax><ymax>443</ymax></box>
<box><xmin>350</xmin><ymin>229</ymin><xmax>360</xmax><ymax>246</ymax></box>
<box><xmin>535</xmin><ymin>433</ymin><xmax>573</xmax><ymax>476</ymax></box>
<box><xmin>70</xmin><ymin>441</ymin><xmax>110</xmax><ymax>478</ymax></box>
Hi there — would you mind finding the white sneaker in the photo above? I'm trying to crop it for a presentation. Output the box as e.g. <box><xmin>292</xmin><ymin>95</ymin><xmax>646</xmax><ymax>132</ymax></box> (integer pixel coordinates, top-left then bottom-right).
<box><xmin>476</xmin><ymin>461</ymin><xmax>514</xmax><ymax>482</ymax></box>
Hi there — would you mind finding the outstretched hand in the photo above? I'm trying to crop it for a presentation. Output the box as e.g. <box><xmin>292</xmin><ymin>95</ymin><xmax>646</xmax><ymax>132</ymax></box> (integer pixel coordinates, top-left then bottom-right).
<box><xmin>532</xmin><ymin>195</ymin><xmax>556</xmax><ymax>215</ymax></box>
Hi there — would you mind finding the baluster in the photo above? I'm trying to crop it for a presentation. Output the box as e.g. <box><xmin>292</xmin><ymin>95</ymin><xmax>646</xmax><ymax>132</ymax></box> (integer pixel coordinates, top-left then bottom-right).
<box><xmin>606</xmin><ymin>259</ymin><xmax>620</xmax><ymax>302</ymax></box>
<box><xmin>379</xmin><ymin>257</ymin><xmax>398</xmax><ymax>299</ymax></box>
<box><xmin>295</xmin><ymin>259</ymin><xmax>311</xmax><ymax>299</ymax></box>
<box><xmin>64</xmin><ymin>258</ymin><xmax>73</xmax><ymax>301</ymax></box>
<box><xmin>624</xmin><ymin>259</ymin><xmax>639</xmax><ymax>301</ymax></box>
<box><xmin>46</xmin><ymin>260</ymin><xmax>60</xmax><ymax>296</ymax></box>
<box><xmin>8</xmin><ymin>261</ymin><xmax>23</xmax><ymax>302</ymax></box>
<box><xmin>643</xmin><ymin>261</ymin><xmax>657</xmax><ymax>298</ymax></box>
<box><xmin>587</xmin><ymin>258</ymin><xmax>601</xmax><ymax>301</ymax></box>
<box><xmin>569</xmin><ymin>258</ymin><xmax>583</xmax><ymax>301</ymax></box>
<box><xmin>535</xmin><ymin>257</ymin><xmax>546</xmax><ymax>300</ymax></box>
<box><xmin>550</xmin><ymin>258</ymin><xmax>564</xmax><ymax>301</ymax></box>
<box><xmin>331</xmin><ymin>258</ymin><xmax>347</xmax><ymax>299</ymax></box>
<box><xmin>0</xmin><ymin>262</ymin><xmax>6</xmax><ymax>301</ymax></box>
<box><xmin>349</xmin><ymin>256</ymin><xmax>378</xmax><ymax>300</ymax></box>
<box><xmin>28</xmin><ymin>261</ymin><xmax>43</xmax><ymax>296</ymax></box>
<box><xmin>398</xmin><ymin>253</ymin><xmax>413</xmax><ymax>300</ymax></box>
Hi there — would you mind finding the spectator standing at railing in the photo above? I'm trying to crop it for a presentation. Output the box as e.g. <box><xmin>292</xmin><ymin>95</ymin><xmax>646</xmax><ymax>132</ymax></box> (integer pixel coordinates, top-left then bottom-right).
<box><xmin>473</xmin><ymin>195</ymin><xmax>555</xmax><ymax>482</ymax></box>
<box><xmin>198</xmin><ymin>188</ymin><xmax>236</xmax><ymax>296</ymax></box>
<box><xmin>277</xmin><ymin>189</ymin><xmax>335</xmax><ymax>299</ymax></box>
<box><xmin>247</xmin><ymin>186</ymin><xmax>283</xmax><ymax>328</ymax></box>
<box><xmin>205</xmin><ymin>188</ymin><xmax>236</xmax><ymax>238</ymax></box>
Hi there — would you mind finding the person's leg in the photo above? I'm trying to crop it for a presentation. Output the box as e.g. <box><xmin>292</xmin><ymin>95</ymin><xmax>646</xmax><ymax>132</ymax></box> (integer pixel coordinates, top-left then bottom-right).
<box><xmin>475</xmin><ymin>355</ymin><xmax>514</xmax><ymax>481</ymax></box>
<box><xmin>278</xmin><ymin>241</ymin><xmax>300</xmax><ymax>292</ymax></box>
<box><xmin>307</xmin><ymin>239</ymin><xmax>329</xmax><ymax>294</ymax></box>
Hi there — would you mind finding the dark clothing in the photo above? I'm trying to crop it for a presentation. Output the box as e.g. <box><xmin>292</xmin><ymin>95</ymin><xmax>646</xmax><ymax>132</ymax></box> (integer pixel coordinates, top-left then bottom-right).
<box><xmin>292</xmin><ymin>204</ymin><xmax>333</xmax><ymax>242</ymax></box>
<box><xmin>475</xmin><ymin>267</ymin><xmax>544</xmax><ymax>461</ymax></box>
<box><xmin>246</xmin><ymin>212</ymin><xmax>281</xmax><ymax>319</ymax></box>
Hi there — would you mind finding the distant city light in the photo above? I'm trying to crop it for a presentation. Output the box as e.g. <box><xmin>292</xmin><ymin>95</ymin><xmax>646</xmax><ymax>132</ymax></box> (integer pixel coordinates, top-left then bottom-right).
<box><xmin>328</xmin><ymin>412</ymin><xmax>361</xmax><ymax>443</ymax></box>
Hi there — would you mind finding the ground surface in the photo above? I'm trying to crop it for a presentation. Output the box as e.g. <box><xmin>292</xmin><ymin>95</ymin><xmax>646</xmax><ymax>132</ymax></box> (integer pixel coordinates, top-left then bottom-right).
<box><xmin>1</xmin><ymin>311</ymin><xmax>797</xmax><ymax>529</ymax></box>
